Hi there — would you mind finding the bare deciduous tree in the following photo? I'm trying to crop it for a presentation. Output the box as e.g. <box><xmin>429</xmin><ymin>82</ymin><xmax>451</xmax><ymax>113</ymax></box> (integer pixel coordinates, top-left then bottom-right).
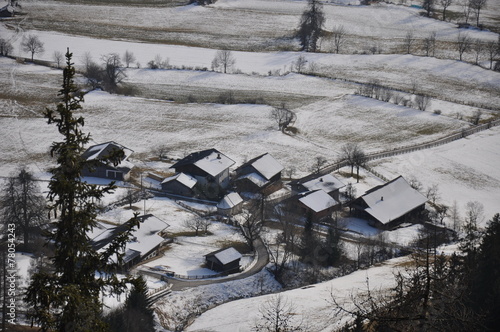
<box><xmin>21</xmin><ymin>34</ymin><xmax>45</xmax><ymax>62</ymax></box>
<box><xmin>485</xmin><ymin>40</ymin><xmax>499</xmax><ymax>69</ymax></box>
<box><xmin>153</xmin><ymin>144</ymin><xmax>169</xmax><ymax>160</ymax></box>
<box><xmin>270</xmin><ymin>103</ymin><xmax>294</xmax><ymax>132</ymax></box>
<box><xmin>470</xmin><ymin>0</ymin><xmax>488</xmax><ymax>27</ymax></box>
<box><xmin>469</xmin><ymin>109</ymin><xmax>482</xmax><ymax>125</ymax></box>
<box><xmin>340</xmin><ymin>142</ymin><xmax>357</xmax><ymax>176</ymax></box>
<box><xmin>212</xmin><ymin>50</ymin><xmax>236</xmax><ymax>74</ymax></box>
<box><xmin>407</xmin><ymin>175</ymin><xmax>423</xmax><ymax>191</ymax></box>
<box><xmin>183</xmin><ymin>216</ymin><xmax>211</xmax><ymax>236</ymax></box>
<box><xmin>415</xmin><ymin>94</ymin><xmax>431</xmax><ymax>111</ymax></box>
<box><xmin>456</xmin><ymin>31</ymin><xmax>471</xmax><ymax>61</ymax></box>
<box><xmin>472</xmin><ymin>39</ymin><xmax>485</xmax><ymax>65</ymax></box>
<box><xmin>310</xmin><ymin>156</ymin><xmax>327</xmax><ymax>174</ymax></box>
<box><xmin>461</xmin><ymin>0</ymin><xmax>473</xmax><ymax>24</ymax></box>
<box><xmin>440</xmin><ymin>0</ymin><xmax>453</xmax><ymax>21</ymax></box>
<box><xmin>123</xmin><ymin>50</ymin><xmax>136</xmax><ymax>68</ymax></box>
<box><xmin>352</xmin><ymin>146</ymin><xmax>367</xmax><ymax>183</ymax></box>
<box><xmin>403</xmin><ymin>30</ymin><xmax>415</xmax><ymax>54</ymax></box>
<box><xmin>53</xmin><ymin>50</ymin><xmax>63</xmax><ymax>68</ymax></box>
<box><xmin>101</xmin><ymin>53</ymin><xmax>126</xmax><ymax>91</ymax></box>
<box><xmin>423</xmin><ymin>31</ymin><xmax>437</xmax><ymax>57</ymax></box>
<box><xmin>237</xmin><ymin>199</ymin><xmax>264</xmax><ymax>251</ymax></box>
<box><xmin>293</xmin><ymin>54</ymin><xmax>308</xmax><ymax>73</ymax></box>
<box><xmin>330</xmin><ymin>24</ymin><xmax>347</xmax><ymax>54</ymax></box>
<box><xmin>425</xmin><ymin>184</ymin><xmax>440</xmax><ymax>204</ymax></box>
<box><xmin>254</xmin><ymin>294</ymin><xmax>305</xmax><ymax>331</ymax></box>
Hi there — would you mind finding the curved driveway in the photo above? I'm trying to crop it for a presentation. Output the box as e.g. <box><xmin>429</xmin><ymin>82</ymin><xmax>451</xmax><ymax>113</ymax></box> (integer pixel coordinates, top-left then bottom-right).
<box><xmin>164</xmin><ymin>237</ymin><xmax>269</xmax><ymax>292</ymax></box>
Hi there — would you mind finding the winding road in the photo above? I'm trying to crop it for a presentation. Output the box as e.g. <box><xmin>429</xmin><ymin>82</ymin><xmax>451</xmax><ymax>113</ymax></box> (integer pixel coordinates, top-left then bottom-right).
<box><xmin>148</xmin><ymin>237</ymin><xmax>269</xmax><ymax>302</ymax></box>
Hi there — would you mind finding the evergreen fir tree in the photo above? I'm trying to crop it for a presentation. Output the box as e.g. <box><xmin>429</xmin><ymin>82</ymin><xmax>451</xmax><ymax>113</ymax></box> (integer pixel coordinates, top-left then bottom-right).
<box><xmin>26</xmin><ymin>49</ymin><xmax>141</xmax><ymax>332</ymax></box>
<box><xmin>321</xmin><ymin>224</ymin><xmax>343</xmax><ymax>266</ymax></box>
<box><xmin>470</xmin><ymin>213</ymin><xmax>500</xmax><ymax>330</ymax></box>
<box><xmin>105</xmin><ymin>276</ymin><xmax>156</xmax><ymax>332</ymax></box>
<box><xmin>297</xmin><ymin>0</ymin><xmax>325</xmax><ymax>52</ymax></box>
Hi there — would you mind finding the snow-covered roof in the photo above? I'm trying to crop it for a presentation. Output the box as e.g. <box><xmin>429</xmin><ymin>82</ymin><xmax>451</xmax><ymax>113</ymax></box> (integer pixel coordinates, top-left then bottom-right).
<box><xmin>237</xmin><ymin>172</ymin><xmax>268</xmax><ymax>188</ymax></box>
<box><xmin>208</xmin><ymin>247</ymin><xmax>242</xmax><ymax>265</ymax></box>
<box><xmin>162</xmin><ymin>172</ymin><xmax>197</xmax><ymax>189</ymax></box>
<box><xmin>172</xmin><ymin>149</ymin><xmax>235</xmax><ymax>177</ymax></box>
<box><xmin>91</xmin><ymin>214</ymin><xmax>170</xmax><ymax>263</ymax></box>
<box><xmin>217</xmin><ymin>192</ymin><xmax>243</xmax><ymax>210</ymax></box>
<box><xmin>302</xmin><ymin>174</ymin><xmax>345</xmax><ymax>193</ymax></box>
<box><xmin>82</xmin><ymin>141</ymin><xmax>133</xmax><ymax>169</ymax></box>
<box><xmin>299</xmin><ymin>190</ymin><xmax>339</xmax><ymax>213</ymax></box>
<box><xmin>247</xmin><ymin>153</ymin><xmax>283</xmax><ymax>180</ymax></box>
<box><xmin>361</xmin><ymin>176</ymin><xmax>428</xmax><ymax>225</ymax></box>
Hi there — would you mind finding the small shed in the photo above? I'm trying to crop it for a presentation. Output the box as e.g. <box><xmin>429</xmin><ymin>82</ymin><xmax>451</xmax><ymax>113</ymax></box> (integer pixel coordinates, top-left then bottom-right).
<box><xmin>161</xmin><ymin>172</ymin><xmax>198</xmax><ymax>197</ymax></box>
<box><xmin>205</xmin><ymin>247</ymin><xmax>242</xmax><ymax>274</ymax></box>
<box><xmin>217</xmin><ymin>192</ymin><xmax>244</xmax><ymax>216</ymax></box>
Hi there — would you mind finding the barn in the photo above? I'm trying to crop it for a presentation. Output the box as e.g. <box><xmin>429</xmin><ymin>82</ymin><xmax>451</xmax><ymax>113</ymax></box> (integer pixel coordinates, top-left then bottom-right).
<box><xmin>353</xmin><ymin>176</ymin><xmax>428</xmax><ymax>230</ymax></box>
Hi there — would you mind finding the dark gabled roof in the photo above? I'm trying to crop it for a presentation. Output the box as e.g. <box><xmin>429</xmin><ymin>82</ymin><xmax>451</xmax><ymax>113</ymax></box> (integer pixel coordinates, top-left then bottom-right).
<box><xmin>171</xmin><ymin>149</ymin><xmax>217</xmax><ymax>168</ymax></box>
<box><xmin>171</xmin><ymin>148</ymin><xmax>235</xmax><ymax>177</ymax></box>
<box><xmin>81</xmin><ymin>141</ymin><xmax>133</xmax><ymax>162</ymax></box>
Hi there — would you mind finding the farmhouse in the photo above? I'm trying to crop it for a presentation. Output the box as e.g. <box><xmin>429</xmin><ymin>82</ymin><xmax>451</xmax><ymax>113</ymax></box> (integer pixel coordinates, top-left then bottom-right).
<box><xmin>217</xmin><ymin>192</ymin><xmax>244</xmax><ymax>216</ymax></box>
<box><xmin>91</xmin><ymin>214</ymin><xmax>170</xmax><ymax>271</ymax></box>
<box><xmin>297</xmin><ymin>189</ymin><xmax>340</xmax><ymax>222</ymax></box>
<box><xmin>297</xmin><ymin>174</ymin><xmax>345</xmax><ymax>201</ymax></box>
<box><xmin>235</xmin><ymin>153</ymin><xmax>284</xmax><ymax>193</ymax></box>
<box><xmin>205</xmin><ymin>247</ymin><xmax>242</xmax><ymax>274</ymax></box>
<box><xmin>81</xmin><ymin>141</ymin><xmax>134</xmax><ymax>181</ymax></box>
<box><xmin>353</xmin><ymin>176</ymin><xmax>428</xmax><ymax>230</ymax></box>
<box><xmin>171</xmin><ymin>149</ymin><xmax>235</xmax><ymax>196</ymax></box>
<box><xmin>161</xmin><ymin>172</ymin><xmax>198</xmax><ymax>197</ymax></box>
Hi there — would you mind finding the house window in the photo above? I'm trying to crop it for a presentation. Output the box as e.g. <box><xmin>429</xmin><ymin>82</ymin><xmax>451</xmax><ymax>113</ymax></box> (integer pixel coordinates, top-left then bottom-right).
<box><xmin>106</xmin><ymin>170</ymin><xmax>122</xmax><ymax>179</ymax></box>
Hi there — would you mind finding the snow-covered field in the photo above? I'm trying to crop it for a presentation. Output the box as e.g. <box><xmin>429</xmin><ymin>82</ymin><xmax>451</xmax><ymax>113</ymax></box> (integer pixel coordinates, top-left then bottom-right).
<box><xmin>373</xmin><ymin>126</ymin><xmax>500</xmax><ymax>224</ymax></box>
<box><xmin>187</xmin><ymin>256</ymin><xmax>407</xmax><ymax>332</ymax></box>
<box><xmin>1</xmin><ymin>0</ymin><xmax>499</xmax><ymax>330</ymax></box>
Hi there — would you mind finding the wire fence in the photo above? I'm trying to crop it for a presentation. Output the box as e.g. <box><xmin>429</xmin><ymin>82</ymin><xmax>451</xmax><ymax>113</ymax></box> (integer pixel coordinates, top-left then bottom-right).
<box><xmin>318</xmin><ymin>119</ymin><xmax>500</xmax><ymax>180</ymax></box>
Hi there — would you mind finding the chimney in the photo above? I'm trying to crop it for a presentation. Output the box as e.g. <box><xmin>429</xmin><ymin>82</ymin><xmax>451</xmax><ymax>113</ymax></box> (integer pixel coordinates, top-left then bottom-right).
<box><xmin>381</xmin><ymin>196</ymin><xmax>384</xmax><ymax>201</ymax></box>
<box><xmin>217</xmin><ymin>153</ymin><xmax>221</xmax><ymax>159</ymax></box>
<box><xmin>319</xmin><ymin>178</ymin><xmax>323</xmax><ymax>182</ymax></box>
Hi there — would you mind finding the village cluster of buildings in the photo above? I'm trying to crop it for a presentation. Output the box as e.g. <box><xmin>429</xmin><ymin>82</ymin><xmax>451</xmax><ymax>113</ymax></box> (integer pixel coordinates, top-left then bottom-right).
<box><xmin>83</xmin><ymin>141</ymin><xmax>428</xmax><ymax>272</ymax></box>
